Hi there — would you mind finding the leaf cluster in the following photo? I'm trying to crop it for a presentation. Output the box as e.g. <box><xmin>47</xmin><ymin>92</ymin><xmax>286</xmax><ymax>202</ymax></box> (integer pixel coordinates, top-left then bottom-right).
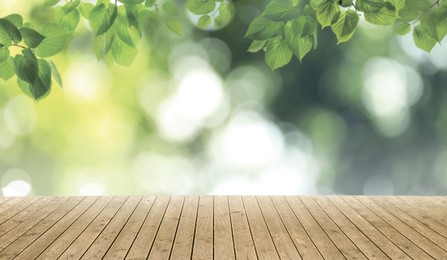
<box><xmin>186</xmin><ymin>0</ymin><xmax>235</xmax><ymax>30</ymax></box>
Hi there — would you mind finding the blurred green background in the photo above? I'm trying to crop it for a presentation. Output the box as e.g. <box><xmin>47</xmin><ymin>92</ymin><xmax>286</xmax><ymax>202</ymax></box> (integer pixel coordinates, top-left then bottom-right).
<box><xmin>1</xmin><ymin>0</ymin><xmax>447</xmax><ymax>196</ymax></box>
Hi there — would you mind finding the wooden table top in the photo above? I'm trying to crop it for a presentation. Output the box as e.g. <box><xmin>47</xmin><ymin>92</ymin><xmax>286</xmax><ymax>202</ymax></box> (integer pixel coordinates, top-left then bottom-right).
<box><xmin>0</xmin><ymin>196</ymin><xmax>445</xmax><ymax>259</ymax></box>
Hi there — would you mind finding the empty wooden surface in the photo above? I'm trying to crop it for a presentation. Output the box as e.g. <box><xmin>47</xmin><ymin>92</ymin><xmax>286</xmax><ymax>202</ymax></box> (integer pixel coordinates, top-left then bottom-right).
<box><xmin>0</xmin><ymin>196</ymin><xmax>446</xmax><ymax>259</ymax></box>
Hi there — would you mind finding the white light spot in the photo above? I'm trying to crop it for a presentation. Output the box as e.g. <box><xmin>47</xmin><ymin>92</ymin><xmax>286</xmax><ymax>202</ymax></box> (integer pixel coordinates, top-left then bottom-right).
<box><xmin>79</xmin><ymin>182</ymin><xmax>106</xmax><ymax>196</ymax></box>
<box><xmin>3</xmin><ymin>95</ymin><xmax>36</xmax><ymax>135</ymax></box>
<box><xmin>2</xmin><ymin>180</ymin><xmax>32</xmax><ymax>197</ymax></box>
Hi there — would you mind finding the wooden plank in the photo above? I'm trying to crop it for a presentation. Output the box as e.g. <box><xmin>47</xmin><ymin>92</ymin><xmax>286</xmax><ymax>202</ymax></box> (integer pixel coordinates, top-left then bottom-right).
<box><xmin>300</xmin><ymin>196</ymin><xmax>367</xmax><ymax>259</ymax></box>
<box><xmin>170</xmin><ymin>196</ymin><xmax>198</xmax><ymax>259</ymax></box>
<box><xmin>0</xmin><ymin>197</ymin><xmax>68</xmax><ymax>251</ymax></box>
<box><xmin>395</xmin><ymin>197</ymin><xmax>447</xmax><ymax>228</ymax></box>
<box><xmin>103</xmin><ymin>197</ymin><xmax>156</xmax><ymax>259</ymax></box>
<box><xmin>0</xmin><ymin>196</ymin><xmax>41</xmax><ymax>225</ymax></box>
<box><xmin>228</xmin><ymin>196</ymin><xmax>257</xmax><ymax>260</ymax></box>
<box><xmin>0</xmin><ymin>197</ymin><xmax>13</xmax><ymax>206</ymax></box>
<box><xmin>270</xmin><ymin>196</ymin><xmax>323</xmax><ymax>259</ymax></box>
<box><xmin>313</xmin><ymin>196</ymin><xmax>388</xmax><ymax>259</ymax></box>
<box><xmin>13</xmin><ymin>197</ymin><xmax>98</xmax><ymax>260</ymax></box>
<box><xmin>0</xmin><ymin>197</ymin><xmax>53</xmax><ymax>237</ymax></box>
<box><xmin>0</xmin><ymin>197</ymin><xmax>24</xmax><ymax>216</ymax></box>
<box><xmin>147</xmin><ymin>196</ymin><xmax>184</xmax><ymax>260</ymax></box>
<box><xmin>357</xmin><ymin>197</ymin><xmax>447</xmax><ymax>259</ymax></box>
<box><xmin>385</xmin><ymin>197</ymin><xmax>447</xmax><ymax>240</ymax></box>
<box><xmin>213</xmin><ymin>196</ymin><xmax>235</xmax><ymax>260</ymax></box>
<box><xmin>285</xmin><ymin>196</ymin><xmax>344</xmax><ymax>259</ymax></box>
<box><xmin>329</xmin><ymin>196</ymin><xmax>410</xmax><ymax>259</ymax></box>
<box><xmin>343</xmin><ymin>196</ymin><xmax>433</xmax><ymax>259</ymax></box>
<box><xmin>0</xmin><ymin>197</ymin><xmax>83</xmax><ymax>259</ymax></box>
<box><xmin>373</xmin><ymin>197</ymin><xmax>447</xmax><ymax>250</ymax></box>
<box><xmin>80</xmin><ymin>196</ymin><xmax>141</xmax><ymax>259</ymax></box>
<box><xmin>192</xmin><ymin>196</ymin><xmax>213</xmax><ymax>260</ymax></box>
<box><xmin>243</xmin><ymin>196</ymin><xmax>279</xmax><ymax>259</ymax></box>
<box><xmin>125</xmin><ymin>196</ymin><xmax>170</xmax><ymax>259</ymax></box>
<box><xmin>257</xmin><ymin>196</ymin><xmax>301</xmax><ymax>259</ymax></box>
<box><xmin>59</xmin><ymin>196</ymin><xmax>128</xmax><ymax>259</ymax></box>
<box><xmin>36</xmin><ymin>197</ymin><xmax>112</xmax><ymax>259</ymax></box>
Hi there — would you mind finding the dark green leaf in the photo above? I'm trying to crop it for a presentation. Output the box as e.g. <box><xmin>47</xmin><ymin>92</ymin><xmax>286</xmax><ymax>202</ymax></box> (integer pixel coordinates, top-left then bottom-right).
<box><xmin>262</xmin><ymin>0</ymin><xmax>300</xmax><ymax>21</ymax></box>
<box><xmin>331</xmin><ymin>10</ymin><xmax>359</xmax><ymax>43</ymax></box>
<box><xmin>0</xmin><ymin>56</ymin><xmax>15</xmax><ymax>80</ymax></box>
<box><xmin>118</xmin><ymin>0</ymin><xmax>145</xmax><ymax>3</ymax></box>
<box><xmin>145</xmin><ymin>0</ymin><xmax>156</xmax><ymax>7</ymax></box>
<box><xmin>89</xmin><ymin>4</ymin><xmax>118</xmax><ymax>35</ymax></box>
<box><xmin>187</xmin><ymin>0</ymin><xmax>216</xmax><ymax>15</ymax></box>
<box><xmin>316</xmin><ymin>1</ymin><xmax>340</xmax><ymax>28</ymax></box>
<box><xmin>19</xmin><ymin>28</ymin><xmax>46</xmax><ymax>48</ymax></box>
<box><xmin>245</xmin><ymin>16</ymin><xmax>284</xmax><ymax>40</ymax></box>
<box><xmin>364</xmin><ymin>3</ymin><xmax>397</xmax><ymax>25</ymax></box>
<box><xmin>356</xmin><ymin>0</ymin><xmax>384</xmax><ymax>13</ymax></box>
<box><xmin>0</xmin><ymin>19</ymin><xmax>22</xmax><ymax>43</ymax></box>
<box><xmin>62</xmin><ymin>0</ymin><xmax>81</xmax><ymax>14</ymax></box>
<box><xmin>265</xmin><ymin>37</ymin><xmax>293</xmax><ymax>70</ymax></box>
<box><xmin>3</xmin><ymin>14</ymin><xmax>23</xmax><ymax>27</ymax></box>
<box><xmin>17</xmin><ymin>59</ymin><xmax>52</xmax><ymax>100</ymax></box>
<box><xmin>15</xmin><ymin>49</ymin><xmax>39</xmax><ymax>84</ymax></box>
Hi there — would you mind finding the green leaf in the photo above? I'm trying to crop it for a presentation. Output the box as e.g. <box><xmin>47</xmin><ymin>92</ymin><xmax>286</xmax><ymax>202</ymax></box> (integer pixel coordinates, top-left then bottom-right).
<box><xmin>118</xmin><ymin>0</ymin><xmax>145</xmax><ymax>3</ymax></box>
<box><xmin>331</xmin><ymin>10</ymin><xmax>359</xmax><ymax>43</ymax></box>
<box><xmin>285</xmin><ymin>16</ymin><xmax>317</xmax><ymax>61</ymax></box>
<box><xmin>0</xmin><ymin>47</ymin><xmax>9</xmax><ymax>63</ymax></box>
<box><xmin>44</xmin><ymin>0</ymin><xmax>60</xmax><ymax>7</ymax></box>
<box><xmin>215</xmin><ymin>2</ymin><xmax>235</xmax><ymax>29</ymax></box>
<box><xmin>262</xmin><ymin>0</ymin><xmax>300</xmax><ymax>21</ymax></box>
<box><xmin>93</xmin><ymin>31</ymin><xmax>115</xmax><ymax>60</ymax></box>
<box><xmin>0</xmin><ymin>19</ymin><xmax>22</xmax><ymax>44</ymax></box>
<box><xmin>265</xmin><ymin>37</ymin><xmax>293</xmax><ymax>70</ymax></box>
<box><xmin>15</xmin><ymin>49</ymin><xmax>39</xmax><ymax>84</ymax></box>
<box><xmin>413</xmin><ymin>24</ymin><xmax>437</xmax><ymax>52</ymax></box>
<box><xmin>89</xmin><ymin>4</ymin><xmax>118</xmax><ymax>35</ymax></box>
<box><xmin>35</xmin><ymin>24</ymin><xmax>70</xmax><ymax>57</ymax></box>
<box><xmin>0</xmin><ymin>56</ymin><xmax>15</xmax><ymax>80</ymax></box>
<box><xmin>19</xmin><ymin>28</ymin><xmax>46</xmax><ymax>48</ymax></box>
<box><xmin>356</xmin><ymin>0</ymin><xmax>384</xmax><ymax>13</ymax></box>
<box><xmin>245</xmin><ymin>16</ymin><xmax>284</xmax><ymax>40</ymax></box>
<box><xmin>145</xmin><ymin>0</ymin><xmax>156</xmax><ymax>7</ymax></box>
<box><xmin>338</xmin><ymin>0</ymin><xmax>353</xmax><ymax>8</ymax></box>
<box><xmin>111</xmin><ymin>38</ymin><xmax>137</xmax><ymax>66</ymax></box>
<box><xmin>398</xmin><ymin>0</ymin><xmax>431</xmax><ymax>22</ymax></box>
<box><xmin>364</xmin><ymin>3</ymin><xmax>397</xmax><ymax>25</ymax></box>
<box><xmin>386</xmin><ymin>0</ymin><xmax>404</xmax><ymax>11</ymax></box>
<box><xmin>59</xmin><ymin>9</ymin><xmax>81</xmax><ymax>32</ymax></box>
<box><xmin>395</xmin><ymin>22</ymin><xmax>411</xmax><ymax>35</ymax></box>
<box><xmin>62</xmin><ymin>0</ymin><xmax>80</xmax><ymax>14</ymax></box>
<box><xmin>187</xmin><ymin>0</ymin><xmax>216</xmax><ymax>15</ymax></box>
<box><xmin>163</xmin><ymin>1</ymin><xmax>179</xmax><ymax>16</ymax></box>
<box><xmin>3</xmin><ymin>14</ymin><xmax>23</xmax><ymax>28</ymax></box>
<box><xmin>48</xmin><ymin>60</ymin><xmax>62</xmax><ymax>87</ymax></box>
<box><xmin>247</xmin><ymin>40</ymin><xmax>267</xmax><ymax>53</ymax></box>
<box><xmin>316</xmin><ymin>1</ymin><xmax>340</xmax><ymax>28</ymax></box>
<box><xmin>79</xmin><ymin>2</ymin><xmax>95</xmax><ymax>19</ymax></box>
<box><xmin>166</xmin><ymin>18</ymin><xmax>183</xmax><ymax>35</ymax></box>
<box><xmin>197</xmin><ymin>15</ymin><xmax>212</xmax><ymax>29</ymax></box>
<box><xmin>17</xmin><ymin>59</ymin><xmax>52</xmax><ymax>100</ymax></box>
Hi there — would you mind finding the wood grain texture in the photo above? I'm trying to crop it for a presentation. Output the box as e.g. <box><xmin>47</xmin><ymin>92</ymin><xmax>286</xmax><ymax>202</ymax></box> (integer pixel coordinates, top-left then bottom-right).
<box><xmin>0</xmin><ymin>196</ymin><xmax>444</xmax><ymax>259</ymax></box>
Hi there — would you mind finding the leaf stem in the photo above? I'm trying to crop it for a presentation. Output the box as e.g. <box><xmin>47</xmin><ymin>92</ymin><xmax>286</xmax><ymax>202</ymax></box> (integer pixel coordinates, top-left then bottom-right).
<box><xmin>11</xmin><ymin>43</ymin><xmax>27</xmax><ymax>49</ymax></box>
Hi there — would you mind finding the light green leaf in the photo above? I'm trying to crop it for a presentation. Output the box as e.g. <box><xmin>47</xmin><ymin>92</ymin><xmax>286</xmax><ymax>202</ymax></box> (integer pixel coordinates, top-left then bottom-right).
<box><xmin>118</xmin><ymin>0</ymin><xmax>145</xmax><ymax>3</ymax></box>
<box><xmin>0</xmin><ymin>19</ymin><xmax>22</xmax><ymax>44</ymax></box>
<box><xmin>386</xmin><ymin>0</ymin><xmax>404</xmax><ymax>11</ymax></box>
<box><xmin>398</xmin><ymin>0</ymin><xmax>431</xmax><ymax>22</ymax></box>
<box><xmin>395</xmin><ymin>22</ymin><xmax>411</xmax><ymax>35</ymax></box>
<box><xmin>44</xmin><ymin>0</ymin><xmax>60</xmax><ymax>7</ymax></box>
<box><xmin>15</xmin><ymin>49</ymin><xmax>39</xmax><ymax>84</ymax></box>
<box><xmin>19</xmin><ymin>28</ymin><xmax>46</xmax><ymax>48</ymax></box>
<box><xmin>0</xmin><ymin>47</ymin><xmax>9</xmax><ymax>63</ymax></box>
<box><xmin>166</xmin><ymin>18</ymin><xmax>183</xmax><ymax>35</ymax></box>
<box><xmin>413</xmin><ymin>24</ymin><xmax>437</xmax><ymax>52</ymax></box>
<box><xmin>364</xmin><ymin>4</ymin><xmax>397</xmax><ymax>25</ymax></box>
<box><xmin>3</xmin><ymin>14</ymin><xmax>23</xmax><ymax>28</ymax></box>
<box><xmin>262</xmin><ymin>0</ymin><xmax>300</xmax><ymax>21</ymax></box>
<box><xmin>316</xmin><ymin>1</ymin><xmax>340</xmax><ymax>28</ymax></box>
<box><xmin>48</xmin><ymin>60</ymin><xmax>62</xmax><ymax>87</ymax></box>
<box><xmin>285</xmin><ymin>16</ymin><xmax>316</xmax><ymax>61</ymax></box>
<box><xmin>111</xmin><ymin>38</ymin><xmax>137</xmax><ymax>66</ymax></box>
<box><xmin>79</xmin><ymin>3</ymin><xmax>95</xmax><ymax>19</ymax></box>
<box><xmin>215</xmin><ymin>2</ymin><xmax>235</xmax><ymax>29</ymax></box>
<box><xmin>93</xmin><ymin>31</ymin><xmax>115</xmax><ymax>60</ymax></box>
<box><xmin>265</xmin><ymin>37</ymin><xmax>293</xmax><ymax>70</ymax></box>
<box><xmin>187</xmin><ymin>0</ymin><xmax>216</xmax><ymax>15</ymax></box>
<box><xmin>62</xmin><ymin>0</ymin><xmax>80</xmax><ymax>14</ymax></box>
<box><xmin>198</xmin><ymin>15</ymin><xmax>212</xmax><ymax>29</ymax></box>
<box><xmin>356</xmin><ymin>0</ymin><xmax>384</xmax><ymax>13</ymax></box>
<box><xmin>0</xmin><ymin>56</ymin><xmax>15</xmax><ymax>80</ymax></box>
<box><xmin>245</xmin><ymin>16</ymin><xmax>284</xmax><ymax>40</ymax></box>
<box><xmin>247</xmin><ymin>40</ymin><xmax>267</xmax><ymax>53</ymax></box>
<box><xmin>163</xmin><ymin>1</ymin><xmax>179</xmax><ymax>15</ymax></box>
<box><xmin>145</xmin><ymin>0</ymin><xmax>156</xmax><ymax>7</ymax></box>
<box><xmin>288</xmin><ymin>15</ymin><xmax>317</xmax><ymax>37</ymax></box>
<box><xmin>59</xmin><ymin>9</ymin><xmax>81</xmax><ymax>32</ymax></box>
<box><xmin>331</xmin><ymin>10</ymin><xmax>359</xmax><ymax>43</ymax></box>
<box><xmin>35</xmin><ymin>24</ymin><xmax>70</xmax><ymax>57</ymax></box>
<box><xmin>89</xmin><ymin>4</ymin><xmax>118</xmax><ymax>35</ymax></box>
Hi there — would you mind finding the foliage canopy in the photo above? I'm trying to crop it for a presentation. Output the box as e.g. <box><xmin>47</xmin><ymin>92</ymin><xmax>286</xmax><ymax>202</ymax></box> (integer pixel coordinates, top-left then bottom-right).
<box><xmin>0</xmin><ymin>0</ymin><xmax>446</xmax><ymax>100</ymax></box>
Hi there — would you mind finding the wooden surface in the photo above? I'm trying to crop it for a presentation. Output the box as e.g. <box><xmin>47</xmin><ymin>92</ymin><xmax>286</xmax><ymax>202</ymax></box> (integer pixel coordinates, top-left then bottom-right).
<box><xmin>0</xmin><ymin>196</ymin><xmax>446</xmax><ymax>259</ymax></box>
